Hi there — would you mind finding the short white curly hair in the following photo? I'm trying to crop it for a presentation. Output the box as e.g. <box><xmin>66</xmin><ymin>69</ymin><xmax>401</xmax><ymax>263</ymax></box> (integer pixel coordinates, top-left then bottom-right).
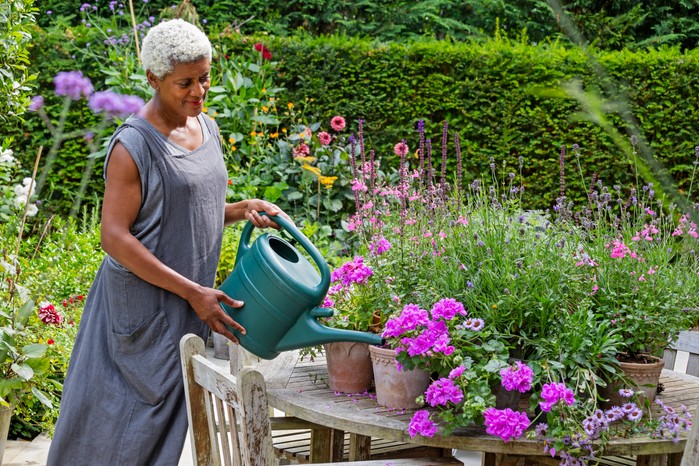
<box><xmin>141</xmin><ymin>19</ymin><xmax>212</xmax><ymax>79</ymax></box>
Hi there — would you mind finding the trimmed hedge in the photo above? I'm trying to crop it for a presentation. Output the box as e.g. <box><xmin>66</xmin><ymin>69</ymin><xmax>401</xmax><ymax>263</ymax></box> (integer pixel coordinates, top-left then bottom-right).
<box><xmin>13</xmin><ymin>30</ymin><xmax>699</xmax><ymax>215</ymax></box>
<box><xmin>220</xmin><ymin>34</ymin><xmax>699</xmax><ymax>208</ymax></box>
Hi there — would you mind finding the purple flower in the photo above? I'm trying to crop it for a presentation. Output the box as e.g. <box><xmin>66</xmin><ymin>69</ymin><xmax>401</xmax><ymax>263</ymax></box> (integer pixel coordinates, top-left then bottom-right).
<box><xmin>430</xmin><ymin>298</ymin><xmax>467</xmax><ymax>321</ymax></box>
<box><xmin>483</xmin><ymin>407</ymin><xmax>530</xmax><ymax>442</ymax></box>
<box><xmin>408</xmin><ymin>410</ymin><xmax>437</xmax><ymax>437</ymax></box>
<box><xmin>449</xmin><ymin>365</ymin><xmax>465</xmax><ymax>379</ymax></box>
<box><xmin>88</xmin><ymin>91</ymin><xmax>144</xmax><ymax>118</ymax></box>
<box><xmin>382</xmin><ymin>304</ymin><xmax>429</xmax><ymax>338</ymax></box>
<box><xmin>369</xmin><ymin>236</ymin><xmax>391</xmax><ymax>256</ymax></box>
<box><xmin>28</xmin><ymin>95</ymin><xmax>44</xmax><ymax>112</ymax></box>
<box><xmin>539</xmin><ymin>382</ymin><xmax>575</xmax><ymax>412</ymax></box>
<box><xmin>425</xmin><ymin>378</ymin><xmax>463</xmax><ymax>406</ymax></box>
<box><xmin>54</xmin><ymin>71</ymin><xmax>93</xmax><ymax>100</ymax></box>
<box><xmin>330</xmin><ymin>256</ymin><xmax>373</xmax><ymax>286</ymax></box>
<box><xmin>500</xmin><ymin>361</ymin><xmax>534</xmax><ymax>393</ymax></box>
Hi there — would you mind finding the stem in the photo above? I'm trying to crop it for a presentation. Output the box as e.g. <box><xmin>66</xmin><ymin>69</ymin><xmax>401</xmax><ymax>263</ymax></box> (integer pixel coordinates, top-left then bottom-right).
<box><xmin>35</xmin><ymin>97</ymin><xmax>71</xmax><ymax>196</ymax></box>
<box><xmin>13</xmin><ymin>146</ymin><xmax>43</xmax><ymax>262</ymax></box>
<box><xmin>316</xmin><ymin>178</ymin><xmax>321</xmax><ymax>221</ymax></box>
<box><xmin>128</xmin><ymin>0</ymin><xmax>141</xmax><ymax>64</ymax></box>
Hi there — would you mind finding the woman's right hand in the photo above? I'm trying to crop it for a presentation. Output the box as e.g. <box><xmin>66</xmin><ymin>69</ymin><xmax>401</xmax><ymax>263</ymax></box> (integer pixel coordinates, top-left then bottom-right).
<box><xmin>187</xmin><ymin>285</ymin><xmax>246</xmax><ymax>343</ymax></box>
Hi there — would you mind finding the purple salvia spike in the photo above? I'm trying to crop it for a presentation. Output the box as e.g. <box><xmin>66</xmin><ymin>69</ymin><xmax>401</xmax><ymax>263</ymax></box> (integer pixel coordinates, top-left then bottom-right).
<box><xmin>441</xmin><ymin>120</ymin><xmax>448</xmax><ymax>191</ymax></box>
<box><xmin>559</xmin><ymin>145</ymin><xmax>566</xmax><ymax>200</ymax></box>
<box><xmin>418</xmin><ymin>119</ymin><xmax>426</xmax><ymax>184</ymax></box>
<box><xmin>455</xmin><ymin>131</ymin><xmax>463</xmax><ymax>200</ymax></box>
<box><xmin>426</xmin><ymin>139</ymin><xmax>433</xmax><ymax>187</ymax></box>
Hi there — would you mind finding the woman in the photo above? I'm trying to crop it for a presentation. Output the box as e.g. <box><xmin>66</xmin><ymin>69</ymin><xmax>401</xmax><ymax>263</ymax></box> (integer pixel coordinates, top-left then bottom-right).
<box><xmin>47</xmin><ymin>19</ymin><xmax>286</xmax><ymax>465</ymax></box>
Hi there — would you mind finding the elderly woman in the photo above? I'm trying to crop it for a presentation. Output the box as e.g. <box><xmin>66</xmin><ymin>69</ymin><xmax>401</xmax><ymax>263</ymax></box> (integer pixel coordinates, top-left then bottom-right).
<box><xmin>47</xmin><ymin>19</ymin><xmax>286</xmax><ymax>465</ymax></box>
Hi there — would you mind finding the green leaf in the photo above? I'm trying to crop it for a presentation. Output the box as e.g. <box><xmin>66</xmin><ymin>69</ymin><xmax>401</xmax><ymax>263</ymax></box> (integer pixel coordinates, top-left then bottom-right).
<box><xmin>22</xmin><ymin>343</ymin><xmax>47</xmax><ymax>359</ymax></box>
<box><xmin>11</xmin><ymin>363</ymin><xmax>34</xmax><ymax>381</ymax></box>
<box><xmin>30</xmin><ymin>387</ymin><xmax>52</xmax><ymax>409</ymax></box>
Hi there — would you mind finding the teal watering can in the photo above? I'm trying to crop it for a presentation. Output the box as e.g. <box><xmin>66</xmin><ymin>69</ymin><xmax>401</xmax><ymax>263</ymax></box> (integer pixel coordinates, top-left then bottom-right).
<box><xmin>218</xmin><ymin>213</ymin><xmax>384</xmax><ymax>360</ymax></box>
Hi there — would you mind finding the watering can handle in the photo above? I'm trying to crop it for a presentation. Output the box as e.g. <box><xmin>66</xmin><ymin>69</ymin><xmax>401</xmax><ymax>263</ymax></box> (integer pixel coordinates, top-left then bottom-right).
<box><xmin>236</xmin><ymin>212</ymin><xmax>331</xmax><ymax>295</ymax></box>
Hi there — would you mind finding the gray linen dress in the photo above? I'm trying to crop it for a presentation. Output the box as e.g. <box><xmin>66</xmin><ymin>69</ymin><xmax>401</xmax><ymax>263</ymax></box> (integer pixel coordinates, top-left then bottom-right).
<box><xmin>47</xmin><ymin>114</ymin><xmax>228</xmax><ymax>465</ymax></box>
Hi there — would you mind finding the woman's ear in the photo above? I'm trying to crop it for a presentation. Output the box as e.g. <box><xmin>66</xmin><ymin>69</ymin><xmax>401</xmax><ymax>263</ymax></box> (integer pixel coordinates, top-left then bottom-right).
<box><xmin>146</xmin><ymin>70</ymin><xmax>159</xmax><ymax>91</ymax></box>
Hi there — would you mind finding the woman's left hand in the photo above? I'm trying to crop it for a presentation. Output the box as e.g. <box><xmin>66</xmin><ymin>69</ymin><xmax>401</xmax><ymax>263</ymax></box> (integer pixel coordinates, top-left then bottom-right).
<box><xmin>245</xmin><ymin>199</ymin><xmax>291</xmax><ymax>229</ymax></box>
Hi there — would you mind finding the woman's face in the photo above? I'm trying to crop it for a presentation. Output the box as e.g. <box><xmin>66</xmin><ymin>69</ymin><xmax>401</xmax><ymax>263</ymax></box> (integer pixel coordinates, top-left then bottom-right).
<box><xmin>153</xmin><ymin>57</ymin><xmax>211</xmax><ymax>120</ymax></box>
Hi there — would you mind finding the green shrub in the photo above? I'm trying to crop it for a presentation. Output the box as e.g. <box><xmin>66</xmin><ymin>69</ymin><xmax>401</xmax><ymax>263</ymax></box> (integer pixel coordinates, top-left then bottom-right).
<box><xmin>0</xmin><ymin>0</ymin><xmax>38</xmax><ymax>122</ymax></box>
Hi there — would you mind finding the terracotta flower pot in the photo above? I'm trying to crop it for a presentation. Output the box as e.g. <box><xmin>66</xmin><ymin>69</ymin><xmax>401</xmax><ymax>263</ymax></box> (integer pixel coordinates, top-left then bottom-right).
<box><xmin>601</xmin><ymin>355</ymin><xmax>665</xmax><ymax>408</ymax></box>
<box><xmin>324</xmin><ymin>341</ymin><xmax>374</xmax><ymax>393</ymax></box>
<box><xmin>369</xmin><ymin>345</ymin><xmax>430</xmax><ymax>409</ymax></box>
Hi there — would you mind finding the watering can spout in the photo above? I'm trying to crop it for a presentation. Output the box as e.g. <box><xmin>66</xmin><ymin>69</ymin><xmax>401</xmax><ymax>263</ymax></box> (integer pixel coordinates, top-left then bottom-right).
<box><xmin>275</xmin><ymin>307</ymin><xmax>385</xmax><ymax>353</ymax></box>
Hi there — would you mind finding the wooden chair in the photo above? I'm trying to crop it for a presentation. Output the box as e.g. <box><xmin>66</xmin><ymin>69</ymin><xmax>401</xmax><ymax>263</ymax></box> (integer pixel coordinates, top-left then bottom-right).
<box><xmin>180</xmin><ymin>333</ymin><xmax>463</xmax><ymax>466</ymax></box>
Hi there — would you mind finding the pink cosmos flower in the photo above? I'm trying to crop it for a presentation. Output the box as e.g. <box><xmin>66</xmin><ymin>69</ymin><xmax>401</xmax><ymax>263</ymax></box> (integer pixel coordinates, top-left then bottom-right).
<box><xmin>318</xmin><ymin>131</ymin><xmax>332</xmax><ymax>145</ymax></box>
<box><xmin>330</xmin><ymin>116</ymin><xmax>346</xmax><ymax>131</ymax></box>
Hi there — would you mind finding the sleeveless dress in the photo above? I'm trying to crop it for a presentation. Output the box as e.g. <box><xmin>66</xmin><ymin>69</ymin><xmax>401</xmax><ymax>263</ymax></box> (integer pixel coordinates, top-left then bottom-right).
<box><xmin>47</xmin><ymin>114</ymin><xmax>228</xmax><ymax>465</ymax></box>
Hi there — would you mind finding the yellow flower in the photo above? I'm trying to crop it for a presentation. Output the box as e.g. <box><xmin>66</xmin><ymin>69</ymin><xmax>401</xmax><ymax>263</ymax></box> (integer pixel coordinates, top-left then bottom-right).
<box><xmin>270</xmin><ymin>132</ymin><xmax>279</xmax><ymax>139</ymax></box>
<box><xmin>231</xmin><ymin>146</ymin><xmax>237</xmax><ymax>152</ymax></box>
<box><xmin>301</xmin><ymin>164</ymin><xmax>321</xmax><ymax>176</ymax></box>
<box><xmin>287</xmin><ymin>102</ymin><xmax>294</xmax><ymax>109</ymax></box>
<box><xmin>250</xmin><ymin>131</ymin><xmax>257</xmax><ymax>137</ymax></box>
<box><xmin>295</xmin><ymin>156</ymin><xmax>317</xmax><ymax>164</ymax></box>
<box><xmin>282</xmin><ymin>128</ymin><xmax>287</xmax><ymax>133</ymax></box>
<box><xmin>202</xmin><ymin>106</ymin><xmax>208</xmax><ymax>113</ymax></box>
<box><xmin>261</xmin><ymin>88</ymin><xmax>267</xmax><ymax>93</ymax></box>
<box><xmin>212</xmin><ymin>111</ymin><xmax>218</xmax><ymax>117</ymax></box>
<box><xmin>319</xmin><ymin>175</ymin><xmax>338</xmax><ymax>188</ymax></box>
<box><xmin>299</xmin><ymin>132</ymin><xmax>306</xmax><ymax>139</ymax></box>
<box><xmin>262</xmin><ymin>106</ymin><xmax>269</xmax><ymax>113</ymax></box>
<box><xmin>257</xmin><ymin>131</ymin><xmax>265</xmax><ymax>137</ymax></box>
<box><xmin>228</xmin><ymin>137</ymin><xmax>236</xmax><ymax>144</ymax></box>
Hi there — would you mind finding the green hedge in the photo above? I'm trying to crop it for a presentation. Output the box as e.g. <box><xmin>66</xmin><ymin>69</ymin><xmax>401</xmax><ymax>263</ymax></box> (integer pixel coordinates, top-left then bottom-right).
<box><xmin>11</xmin><ymin>29</ymin><xmax>699</xmax><ymax>216</ymax></box>
<box><xmin>219</xmin><ymin>34</ymin><xmax>699</xmax><ymax>208</ymax></box>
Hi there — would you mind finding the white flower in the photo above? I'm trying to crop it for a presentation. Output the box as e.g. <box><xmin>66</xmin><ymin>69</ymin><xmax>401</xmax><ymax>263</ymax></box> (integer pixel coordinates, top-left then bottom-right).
<box><xmin>14</xmin><ymin>184</ymin><xmax>29</xmax><ymax>198</ymax></box>
<box><xmin>13</xmin><ymin>195</ymin><xmax>28</xmax><ymax>209</ymax></box>
<box><xmin>25</xmin><ymin>203</ymin><xmax>38</xmax><ymax>217</ymax></box>
<box><xmin>0</xmin><ymin>149</ymin><xmax>15</xmax><ymax>164</ymax></box>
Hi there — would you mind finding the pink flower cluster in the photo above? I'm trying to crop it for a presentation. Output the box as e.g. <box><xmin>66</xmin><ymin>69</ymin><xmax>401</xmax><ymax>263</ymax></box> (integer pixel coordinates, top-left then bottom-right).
<box><xmin>607</xmin><ymin>240</ymin><xmax>639</xmax><ymax>260</ymax></box>
<box><xmin>672</xmin><ymin>214</ymin><xmax>699</xmax><ymax>238</ymax></box>
<box><xmin>483</xmin><ymin>407</ymin><xmax>531</xmax><ymax>442</ymax></box>
<box><xmin>382</xmin><ymin>303</ymin><xmax>429</xmax><ymax>338</ymax></box>
<box><xmin>425</xmin><ymin>378</ymin><xmax>463</xmax><ymax>407</ymax></box>
<box><xmin>539</xmin><ymin>382</ymin><xmax>575</xmax><ymax>412</ymax></box>
<box><xmin>500</xmin><ymin>361</ymin><xmax>534</xmax><ymax>393</ymax></box>
<box><xmin>408</xmin><ymin>410</ymin><xmax>437</xmax><ymax>437</ymax></box>
<box><xmin>329</xmin><ymin>256</ymin><xmax>373</xmax><ymax>287</ymax></box>
<box><xmin>38</xmin><ymin>302</ymin><xmax>63</xmax><ymax>325</ymax></box>
<box><xmin>368</xmin><ymin>236</ymin><xmax>391</xmax><ymax>256</ymax></box>
<box><xmin>384</xmin><ymin>298</ymin><xmax>468</xmax><ymax>358</ymax></box>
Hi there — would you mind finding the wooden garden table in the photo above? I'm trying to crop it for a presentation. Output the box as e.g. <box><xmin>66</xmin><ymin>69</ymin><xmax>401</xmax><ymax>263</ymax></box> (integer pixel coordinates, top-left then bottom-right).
<box><xmin>253</xmin><ymin>350</ymin><xmax>698</xmax><ymax>465</ymax></box>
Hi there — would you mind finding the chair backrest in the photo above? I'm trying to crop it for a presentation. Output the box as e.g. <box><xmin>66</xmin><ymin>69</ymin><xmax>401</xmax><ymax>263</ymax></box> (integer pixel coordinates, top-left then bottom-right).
<box><xmin>180</xmin><ymin>333</ymin><xmax>275</xmax><ymax>466</ymax></box>
<box><xmin>663</xmin><ymin>330</ymin><xmax>699</xmax><ymax>376</ymax></box>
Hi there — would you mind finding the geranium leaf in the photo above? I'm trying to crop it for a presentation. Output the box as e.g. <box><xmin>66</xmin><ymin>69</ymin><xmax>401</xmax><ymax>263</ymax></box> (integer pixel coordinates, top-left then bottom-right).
<box><xmin>22</xmin><ymin>343</ymin><xmax>47</xmax><ymax>359</ymax></box>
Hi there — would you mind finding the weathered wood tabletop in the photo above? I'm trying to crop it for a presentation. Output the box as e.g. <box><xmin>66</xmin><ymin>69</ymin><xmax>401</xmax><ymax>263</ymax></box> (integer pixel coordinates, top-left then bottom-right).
<box><xmin>254</xmin><ymin>350</ymin><xmax>697</xmax><ymax>465</ymax></box>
